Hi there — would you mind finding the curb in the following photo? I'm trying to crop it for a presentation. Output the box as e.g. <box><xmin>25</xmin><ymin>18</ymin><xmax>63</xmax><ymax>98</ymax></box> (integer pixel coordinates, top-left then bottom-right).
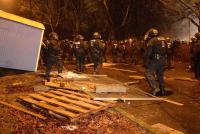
<box><xmin>114</xmin><ymin>107</ymin><xmax>164</xmax><ymax>134</ymax></box>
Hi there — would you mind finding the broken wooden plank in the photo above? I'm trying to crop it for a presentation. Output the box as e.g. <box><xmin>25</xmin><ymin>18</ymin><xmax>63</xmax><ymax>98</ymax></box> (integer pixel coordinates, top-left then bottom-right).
<box><xmin>0</xmin><ymin>100</ymin><xmax>46</xmax><ymax>120</ymax></box>
<box><xmin>129</xmin><ymin>75</ymin><xmax>174</xmax><ymax>80</ymax></box>
<box><xmin>93</xmin><ymin>97</ymin><xmax>166</xmax><ymax>101</ymax></box>
<box><xmin>129</xmin><ymin>75</ymin><xmax>145</xmax><ymax>80</ymax></box>
<box><xmin>57</xmin><ymin>89</ymin><xmax>108</xmax><ymax>106</ymax></box>
<box><xmin>95</xmin><ymin>84</ymin><xmax>127</xmax><ymax>93</ymax></box>
<box><xmin>40</xmin><ymin>92</ymin><xmax>100</xmax><ymax>109</ymax></box>
<box><xmin>104</xmin><ymin>67</ymin><xmax>137</xmax><ymax>73</ymax></box>
<box><xmin>28</xmin><ymin>94</ymin><xmax>89</xmax><ymax>113</ymax></box>
<box><xmin>18</xmin><ymin>96</ymin><xmax>78</xmax><ymax>118</ymax></box>
<box><xmin>57</xmin><ymin>89</ymin><xmax>91</xmax><ymax>99</ymax></box>
<box><xmin>130</xmin><ymin>86</ymin><xmax>184</xmax><ymax>106</ymax></box>
<box><xmin>44</xmin><ymin>80</ymin><xmax>80</xmax><ymax>91</ymax></box>
<box><xmin>163</xmin><ymin>99</ymin><xmax>184</xmax><ymax>106</ymax></box>
<box><xmin>50</xmin><ymin>91</ymin><xmax>102</xmax><ymax>109</ymax></box>
<box><xmin>174</xmin><ymin>77</ymin><xmax>198</xmax><ymax>82</ymax></box>
<box><xmin>152</xmin><ymin>123</ymin><xmax>184</xmax><ymax>134</ymax></box>
<box><xmin>87</xmin><ymin>74</ymin><xmax>108</xmax><ymax>77</ymax></box>
<box><xmin>124</xmin><ymin>81</ymin><xmax>140</xmax><ymax>85</ymax></box>
<box><xmin>58</xmin><ymin>73</ymin><xmax>89</xmax><ymax>81</ymax></box>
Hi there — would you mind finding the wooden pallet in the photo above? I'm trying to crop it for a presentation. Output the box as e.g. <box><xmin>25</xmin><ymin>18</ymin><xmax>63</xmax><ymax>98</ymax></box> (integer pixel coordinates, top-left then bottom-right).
<box><xmin>18</xmin><ymin>89</ymin><xmax>115</xmax><ymax>121</ymax></box>
<box><xmin>44</xmin><ymin>79</ymin><xmax>95</xmax><ymax>92</ymax></box>
<box><xmin>44</xmin><ymin>80</ymin><xmax>80</xmax><ymax>91</ymax></box>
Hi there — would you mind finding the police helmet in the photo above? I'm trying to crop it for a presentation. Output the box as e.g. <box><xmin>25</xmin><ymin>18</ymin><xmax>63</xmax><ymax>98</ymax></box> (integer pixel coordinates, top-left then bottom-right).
<box><xmin>194</xmin><ymin>32</ymin><xmax>200</xmax><ymax>39</ymax></box>
<box><xmin>128</xmin><ymin>38</ymin><xmax>133</xmax><ymax>43</ymax></box>
<box><xmin>93</xmin><ymin>32</ymin><xmax>101</xmax><ymax>39</ymax></box>
<box><xmin>191</xmin><ymin>37</ymin><xmax>197</xmax><ymax>42</ymax></box>
<box><xmin>165</xmin><ymin>37</ymin><xmax>170</xmax><ymax>42</ymax></box>
<box><xmin>49</xmin><ymin>32</ymin><xmax>59</xmax><ymax>40</ymax></box>
<box><xmin>148</xmin><ymin>28</ymin><xmax>158</xmax><ymax>38</ymax></box>
<box><xmin>76</xmin><ymin>34</ymin><xmax>84</xmax><ymax>40</ymax></box>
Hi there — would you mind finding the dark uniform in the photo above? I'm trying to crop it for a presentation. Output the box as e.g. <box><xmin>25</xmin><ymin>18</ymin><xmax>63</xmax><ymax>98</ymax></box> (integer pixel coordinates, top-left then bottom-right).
<box><xmin>144</xmin><ymin>29</ymin><xmax>166</xmax><ymax>96</ymax></box>
<box><xmin>68</xmin><ymin>41</ymin><xmax>74</xmax><ymax>62</ymax></box>
<box><xmin>194</xmin><ymin>33</ymin><xmax>200</xmax><ymax>80</ymax></box>
<box><xmin>112</xmin><ymin>41</ymin><xmax>118</xmax><ymax>63</ymax></box>
<box><xmin>73</xmin><ymin>35</ymin><xmax>86</xmax><ymax>73</ymax></box>
<box><xmin>40</xmin><ymin>41</ymin><xmax>47</xmax><ymax>67</ymax></box>
<box><xmin>102</xmin><ymin>40</ymin><xmax>107</xmax><ymax>62</ymax></box>
<box><xmin>124</xmin><ymin>40</ymin><xmax>132</xmax><ymax>64</ymax></box>
<box><xmin>130</xmin><ymin>39</ymin><xmax>137</xmax><ymax>64</ymax></box>
<box><xmin>45</xmin><ymin>32</ymin><xmax>63</xmax><ymax>81</ymax></box>
<box><xmin>189</xmin><ymin>37</ymin><xmax>197</xmax><ymax>72</ymax></box>
<box><xmin>82</xmin><ymin>40</ymin><xmax>91</xmax><ymax>63</ymax></box>
<box><xmin>165</xmin><ymin>37</ymin><xmax>173</xmax><ymax>69</ymax></box>
<box><xmin>90</xmin><ymin>32</ymin><xmax>104</xmax><ymax>74</ymax></box>
<box><xmin>60</xmin><ymin>39</ymin><xmax>69</xmax><ymax>64</ymax></box>
<box><xmin>118</xmin><ymin>41</ymin><xmax>126</xmax><ymax>63</ymax></box>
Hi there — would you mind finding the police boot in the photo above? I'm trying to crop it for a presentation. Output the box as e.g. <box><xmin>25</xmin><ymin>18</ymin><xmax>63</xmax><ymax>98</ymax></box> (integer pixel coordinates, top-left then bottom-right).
<box><xmin>45</xmin><ymin>76</ymin><xmax>50</xmax><ymax>82</ymax></box>
<box><xmin>157</xmin><ymin>90</ymin><xmax>165</xmax><ymax>96</ymax></box>
<box><xmin>152</xmin><ymin>88</ymin><xmax>160</xmax><ymax>96</ymax></box>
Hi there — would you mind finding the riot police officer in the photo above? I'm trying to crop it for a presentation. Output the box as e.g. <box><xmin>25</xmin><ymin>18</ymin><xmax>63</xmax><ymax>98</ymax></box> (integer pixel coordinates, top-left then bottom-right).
<box><xmin>73</xmin><ymin>35</ymin><xmax>86</xmax><ymax>73</ymax></box>
<box><xmin>60</xmin><ymin>39</ymin><xmax>69</xmax><ymax>64</ymax></box>
<box><xmin>130</xmin><ymin>38</ymin><xmax>137</xmax><ymax>65</ymax></box>
<box><xmin>90</xmin><ymin>32</ymin><xmax>104</xmax><ymax>74</ymax></box>
<box><xmin>165</xmin><ymin>37</ymin><xmax>173</xmax><ymax>69</ymax></box>
<box><xmin>112</xmin><ymin>41</ymin><xmax>118</xmax><ymax>63</ymax></box>
<box><xmin>193</xmin><ymin>33</ymin><xmax>200</xmax><ymax>80</ymax></box>
<box><xmin>45</xmin><ymin>32</ymin><xmax>63</xmax><ymax>81</ymax></box>
<box><xmin>118</xmin><ymin>41</ymin><xmax>126</xmax><ymax>63</ymax></box>
<box><xmin>40</xmin><ymin>38</ymin><xmax>47</xmax><ymax>67</ymax></box>
<box><xmin>124</xmin><ymin>38</ymin><xmax>133</xmax><ymax>64</ymax></box>
<box><xmin>144</xmin><ymin>28</ymin><xmax>167</xmax><ymax>96</ymax></box>
<box><xmin>189</xmin><ymin>37</ymin><xmax>197</xmax><ymax>72</ymax></box>
<box><xmin>101</xmin><ymin>40</ymin><xmax>107</xmax><ymax>62</ymax></box>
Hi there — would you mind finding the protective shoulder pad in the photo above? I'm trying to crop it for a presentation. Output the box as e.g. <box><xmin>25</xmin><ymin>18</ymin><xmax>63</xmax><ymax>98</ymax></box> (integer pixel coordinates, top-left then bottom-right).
<box><xmin>157</xmin><ymin>36</ymin><xmax>165</xmax><ymax>41</ymax></box>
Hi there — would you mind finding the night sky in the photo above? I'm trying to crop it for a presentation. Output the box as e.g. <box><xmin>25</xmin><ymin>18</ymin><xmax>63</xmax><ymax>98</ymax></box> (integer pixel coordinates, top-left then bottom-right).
<box><xmin>0</xmin><ymin>0</ymin><xmax>198</xmax><ymax>40</ymax></box>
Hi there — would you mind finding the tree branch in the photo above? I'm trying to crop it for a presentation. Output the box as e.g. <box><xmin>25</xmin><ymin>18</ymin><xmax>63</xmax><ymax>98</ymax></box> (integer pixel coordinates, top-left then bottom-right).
<box><xmin>177</xmin><ymin>0</ymin><xmax>199</xmax><ymax>17</ymax></box>
<box><xmin>120</xmin><ymin>3</ymin><xmax>130</xmax><ymax>27</ymax></box>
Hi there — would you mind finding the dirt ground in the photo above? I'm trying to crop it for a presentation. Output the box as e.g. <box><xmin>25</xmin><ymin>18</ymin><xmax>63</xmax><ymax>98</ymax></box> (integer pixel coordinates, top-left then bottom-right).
<box><xmin>100</xmin><ymin>63</ymin><xmax>200</xmax><ymax>134</ymax></box>
<box><xmin>0</xmin><ymin>62</ymin><xmax>200</xmax><ymax>134</ymax></box>
<box><xmin>0</xmin><ymin>67</ymin><xmax>150</xmax><ymax>134</ymax></box>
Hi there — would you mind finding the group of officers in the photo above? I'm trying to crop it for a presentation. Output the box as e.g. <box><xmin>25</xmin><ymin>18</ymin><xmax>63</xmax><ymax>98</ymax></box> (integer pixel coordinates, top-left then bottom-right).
<box><xmin>111</xmin><ymin>36</ymin><xmax>174</xmax><ymax>68</ymax></box>
<box><xmin>41</xmin><ymin>28</ymin><xmax>200</xmax><ymax>96</ymax></box>
<box><xmin>41</xmin><ymin>32</ymin><xmax>105</xmax><ymax>81</ymax></box>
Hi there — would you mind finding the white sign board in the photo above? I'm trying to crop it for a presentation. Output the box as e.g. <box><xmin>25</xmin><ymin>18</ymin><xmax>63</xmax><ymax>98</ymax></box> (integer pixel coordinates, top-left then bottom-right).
<box><xmin>0</xmin><ymin>11</ymin><xmax>44</xmax><ymax>71</ymax></box>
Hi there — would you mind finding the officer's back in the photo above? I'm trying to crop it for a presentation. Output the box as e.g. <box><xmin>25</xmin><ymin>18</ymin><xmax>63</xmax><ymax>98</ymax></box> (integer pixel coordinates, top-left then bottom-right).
<box><xmin>146</xmin><ymin>36</ymin><xmax>166</xmax><ymax>63</ymax></box>
<box><xmin>46</xmin><ymin>33</ymin><xmax>61</xmax><ymax>59</ymax></box>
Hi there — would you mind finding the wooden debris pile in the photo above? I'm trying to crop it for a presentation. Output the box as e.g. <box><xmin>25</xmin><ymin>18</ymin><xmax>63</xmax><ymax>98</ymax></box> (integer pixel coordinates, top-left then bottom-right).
<box><xmin>44</xmin><ymin>77</ymin><xmax>127</xmax><ymax>93</ymax></box>
<box><xmin>18</xmin><ymin>89</ymin><xmax>116</xmax><ymax>121</ymax></box>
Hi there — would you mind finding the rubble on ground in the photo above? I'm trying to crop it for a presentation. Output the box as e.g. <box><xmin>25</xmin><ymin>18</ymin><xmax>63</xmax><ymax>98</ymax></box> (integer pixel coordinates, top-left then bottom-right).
<box><xmin>9</xmin><ymin>109</ymin><xmax>151</xmax><ymax>134</ymax></box>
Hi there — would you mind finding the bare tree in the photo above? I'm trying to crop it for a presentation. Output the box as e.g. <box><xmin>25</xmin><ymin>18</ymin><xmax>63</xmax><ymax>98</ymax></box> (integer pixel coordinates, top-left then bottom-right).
<box><xmin>160</xmin><ymin>0</ymin><xmax>200</xmax><ymax>31</ymax></box>
<box><xmin>99</xmin><ymin>0</ymin><xmax>132</xmax><ymax>40</ymax></box>
<box><xmin>63</xmin><ymin>0</ymin><xmax>100</xmax><ymax>35</ymax></box>
<box><xmin>19</xmin><ymin>0</ymin><xmax>65</xmax><ymax>32</ymax></box>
